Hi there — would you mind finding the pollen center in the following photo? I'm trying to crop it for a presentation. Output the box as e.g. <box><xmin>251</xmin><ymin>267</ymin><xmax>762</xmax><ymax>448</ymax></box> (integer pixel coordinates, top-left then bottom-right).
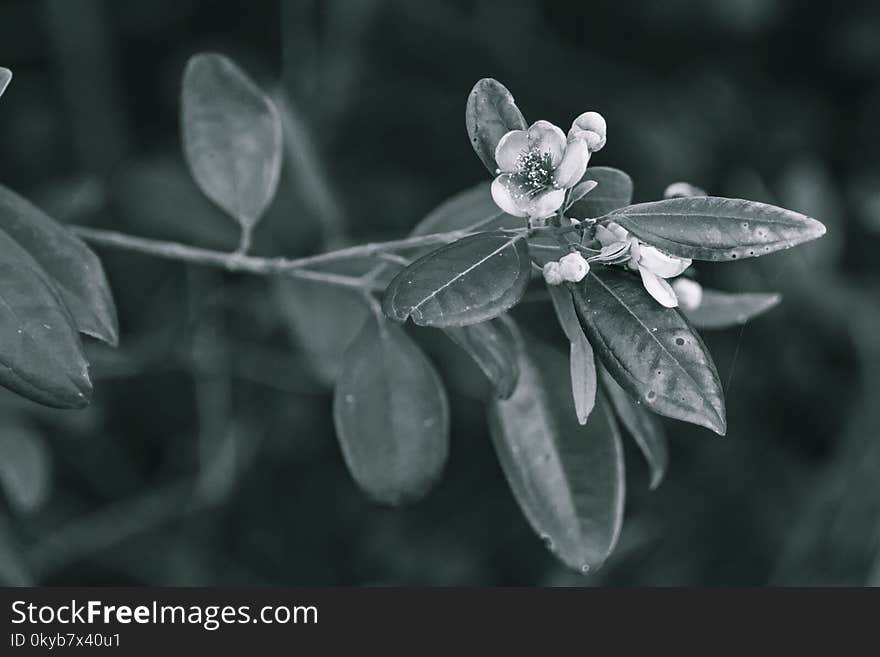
<box><xmin>514</xmin><ymin>147</ymin><xmax>554</xmax><ymax>193</ymax></box>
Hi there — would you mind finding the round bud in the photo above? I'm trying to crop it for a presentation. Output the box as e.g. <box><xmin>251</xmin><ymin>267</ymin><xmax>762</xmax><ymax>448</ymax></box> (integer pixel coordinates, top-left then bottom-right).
<box><xmin>543</xmin><ymin>261</ymin><xmax>564</xmax><ymax>286</ymax></box>
<box><xmin>570</xmin><ymin>112</ymin><xmax>607</xmax><ymax>152</ymax></box>
<box><xmin>558</xmin><ymin>252</ymin><xmax>590</xmax><ymax>283</ymax></box>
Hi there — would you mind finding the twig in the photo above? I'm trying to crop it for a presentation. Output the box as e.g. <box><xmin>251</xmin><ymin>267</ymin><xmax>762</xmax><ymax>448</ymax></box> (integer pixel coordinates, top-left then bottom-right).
<box><xmin>70</xmin><ymin>225</ymin><xmax>491</xmax><ymax>286</ymax></box>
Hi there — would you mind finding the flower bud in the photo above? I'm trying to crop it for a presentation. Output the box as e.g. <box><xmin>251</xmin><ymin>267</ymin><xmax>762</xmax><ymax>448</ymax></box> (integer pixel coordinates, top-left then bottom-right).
<box><xmin>543</xmin><ymin>261</ymin><xmax>564</xmax><ymax>286</ymax></box>
<box><xmin>569</xmin><ymin>111</ymin><xmax>607</xmax><ymax>152</ymax></box>
<box><xmin>671</xmin><ymin>277</ymin><xmax>703</xmax><ymax>310</ymax></box>
<box><xmin>558</xmin><ymin>252</ymin><xmax>590</xmax><ymax>282</ymax></box>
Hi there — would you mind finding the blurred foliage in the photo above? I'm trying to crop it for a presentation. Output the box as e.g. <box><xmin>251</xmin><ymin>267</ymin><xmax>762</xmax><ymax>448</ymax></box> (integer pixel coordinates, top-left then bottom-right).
<box><xmin>0</xmin><ymin>0</ymin><xmax>878</xmax><ymax>585</ymax></box>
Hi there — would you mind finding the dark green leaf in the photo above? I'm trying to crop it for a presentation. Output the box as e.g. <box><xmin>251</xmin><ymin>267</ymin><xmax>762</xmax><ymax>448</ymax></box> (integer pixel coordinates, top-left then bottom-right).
<box><xmin>274</xmin><ymin>278</ymin><xmax>368</xmax><ymax>385</ymax></box>
<box><xmin>466</xmin><ymin>78</ymin><xmax>527</xmax><ymax>173</ymax></box>
<box><xmin>568</xmin><ymin>167</ymin><xmax>633</xmax><ymax>219</ymax></box>
<box><xmin>572</xmin><ymin>267</ymin><xmax>726</xmax><ymax>435</ymax></box>
<box><xmin>333</xmin><ymin>315</ymin><xmax>449</xmax><ymax>505</ymax></box>
<box><xmin>0</xmin><ymin>185</ymin><xmax>118</xmax><ymax>345</ymax></box>
<box><xmin>684</xmin><ymin>289</ymin><xmax>781</xmax><ymax>330</ymax></box>
<box><xmin>0</xmin><ymin>420</ymin><xmax>50</xmax><ymax>514</ymax></box>
<box><xmin>182</xmin><ymin>53</ymin><xmax>282</xmax><ymax>229</ymax></box>
<box><xmin>609</xmin><ymin>196</ymin><xmax>826</xmax><ymax>261</ymax></box>
<box><xmin>489</xmin><ymin>339</ymin><xmax>625</xmax><ymax>571</ymax></box>
<box><xmin>443</xmin><ymin>317</ymin><xmax>520</xmax><ymax>399</ymax></box>
<box><xmin>0</xmin><ymin>229</ymin><xmax>91</xmax><ymax>408</ymax></box>
<box><xmin>412</xmin><ymin>182</ymin><xmax>524</xmax><ymax>236</ymax></box>
<box><xmin>383</xmin><ymin>232</ymin><xmax>531</xmax><ymax>327</ymax></box>
<box><xmin>0</xmin><ymin>68</ymin><xmax>11</xmax><ymax>99</ymax></box>
<box><xmin>600</xmin><ymin>368</ymin><xmax>668</xmax><ymax>489</ymax></box>
<box><xmin>549</xmin><ymin>285</ymin><xmax>596</xmax><ymax>424</ymax></box>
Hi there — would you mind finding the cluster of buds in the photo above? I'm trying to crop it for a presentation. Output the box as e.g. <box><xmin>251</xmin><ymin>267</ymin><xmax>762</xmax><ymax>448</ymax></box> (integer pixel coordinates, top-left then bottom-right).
<box><xmin>491</xmin><ymin>112</ymin><xmax>607</xmax><ymax>220</ymax></box>
<box><xmin>542</xmin><ymin>251</ymin><xmax>590</xmax><ymax>285</ymax></box>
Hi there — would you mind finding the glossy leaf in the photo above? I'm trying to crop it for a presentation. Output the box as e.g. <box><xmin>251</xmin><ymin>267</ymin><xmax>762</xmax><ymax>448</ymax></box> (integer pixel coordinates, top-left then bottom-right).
<box><xmin>444</xmin><ymin>317</ymin><xmax>520</xmax><ymax>399</ymax></box>
<box><xmin>274</xmin><ymin>278</ymin><xmax>368</xmax><ymax>385</ymax></box>
<box><xmin>568</xmin><ymin>167</ymin><xmax>634</xmax><ymax>220</ymax></box>
<box><xmin>0</xmin><ymin>185</ymin><xmax>118</xmax><ymax>345</ymax></box>
<box><xmin>0</xmin><ymin>68</ymin><xmax>11</xmax><ymax>99</ymax></box>
<box><xmin>383</xmin><ymin>232</ymin><xmax>531</xmax><ymax>327</ymax></box>
<box><xmin>489</xmin><ymin>339</ymin><xmax>625</xmax><ymax>571</ymax></box>
<box><xmin>0</xmin><ymin>230</ymin><xmax>91</xmax><ymax>408</ymax></box>
<box><xmin>572</xmin><ymin>267</ymin><xmax>726</xmax><ymax>435</ymax></box>
<box><xmin>684</xmin><ymin>289</ymin><xmax>781</xmax><ymax>330</ymax></box>
<box><xmin>182</xmin><ymin>53</ymin><xmax>282</xmax><ymax>230</ymax></box>
<box><xmin>333</xmin><ymin>315</ymin><xmax>449</xmax><ymax>505</ymax></box>
<box><xmin>549</xmin><ymin>284</ymin><xmax>596</xmax><ymax>425</ymax></box>
<box><xmin>600</xmin><ymin>368</ymin><xmax>668</xmax><ymax>489</ymax></box>
<box><xmin>466</xmin><ymin>78</ymin><xmax>527</xmax><ymax>173</ymax></box>
<box><xmin>0</xmin><ymin>421</ymin><xmax>51</xmax><ymax>514</ymax></box>
<box><xmin>412</xmin><ymin>182</ymin><xmax>524</xmax><ymax>236</ymax></box>
<box><xmin>609</xmin><ymin>196</ymin><xmax>826</xmax><ymax>261</ymax></box>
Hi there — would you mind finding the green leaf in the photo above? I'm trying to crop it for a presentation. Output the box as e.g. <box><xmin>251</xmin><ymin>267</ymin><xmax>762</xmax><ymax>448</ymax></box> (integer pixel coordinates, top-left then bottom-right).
<box><xmin>683</xmin><ymin>289</ymin><xmax>781</xmax><ymax>330</ymax></box>
<box><xmin>383</xmin><ymin>232</ymin><xmax>531</xmax><ymax>327</ymax></box>
<box><xmin>0</xmin><ymin>68</ymin><xmax>11</xmax><ymax>99</ymax></box>
<box><xmin>568</xmin><ymin>167</ymin><xmax>633</xmax><ymax>220</ymax></box>
<box><xmin>182</xmin><ymin>53</ymin><xmax>282</xmax><ymax>231</ymax></box>
<box><xmin>0</xmin><ymin>229</ymin><xmax>91</xmax><ymax>408</ymax></box>
<box><xmin>333</xmin><ymin>315</ymin><xmax>449</xmax><ymax>505</ymax></box>
<box><xmin>466</xmin><ymin>78</ymin><xmax>527</xmax><ymax>173</ymax></box>
<box><xmin>548</xmin><ymin>285</ymin><xmax>596</xmax><ymax>425</ymax></box>
<box><xmin>412</xmin><ymin>182</ymin><xmax>524</xmax><ymax>236</ymax></box>
<box><xmin>572</xmin><ymin>267</ymin><xmax>726</xmax><ymax>435</ymax></box>
<box><xmin>489</xmin><ymin>338</ymin><xmax>625</xmax><ymax>571</ymax></box>
<box><xmin>274</xmin><ymin>278</ymin><xmax>368</xmax><ymax>385</ymax></box>
<box><xmin>600</xmin><ymin>368</ymin><xmax>668</xmax><ymax>489</ymax></box>
<box><xmin>0</xmin><ymin>420</ymin><xmax>51</xmax><ymax>514</ymax></box>
<box><xmin>0</xmin><ymin>185</ymin><xmax>118</xmax><ymax>345</ymax></box>
<box><xmin>443</xmin><ymin>317</ymin><xmax>520</xmax><ymax>399</ymax></box>
<box><xmin>609</xmin><ymin>196</ymin><xmax>826</xmax><ymax>261</ymax></box>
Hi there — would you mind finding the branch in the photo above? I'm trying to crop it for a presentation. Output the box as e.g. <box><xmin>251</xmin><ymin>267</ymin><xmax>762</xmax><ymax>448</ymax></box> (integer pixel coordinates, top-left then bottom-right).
<box><xmin>69</xmin><ymin>225</ymin><xmax>489</xmax><ymax>289</ymax></box>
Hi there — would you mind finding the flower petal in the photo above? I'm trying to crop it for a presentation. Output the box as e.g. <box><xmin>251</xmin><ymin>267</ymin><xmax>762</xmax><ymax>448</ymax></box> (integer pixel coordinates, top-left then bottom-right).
<box><xmin>570</xmin><ymin>129</ymin><xmax>606</xmax><ymax>152</ymax></box>
<box><xmin>494</xmin><ymin>130</ymin><xmax>529</xmax><ymax>173</ymax></box>
<box><xmin>527</xmin><ymin>187</ymin><xmax>566</xmax><ymax>219</ymax></box>
<box><xmin>626</xmin><ymin>237</ymin><xmax>641</xmax><ymax>271</ymax></box>
<box><xmin>638</xmin><ymin>266</ymin><xmax>678</xmax><ymax>308</ymax></box>
<box><xmin>595</xmin><ymin>224</ymin><xmax>624</xmax><ymax>247</ymax></box>
<box><xmin>527</xmin><ymin>120</ymin><xmax>567</xmax><ymax>166</ymax></box>
<box><xmin>570</xmin><ymin>111</ymin><xmax>607</xmax><ymax>140</ymax></box>
<box><xmin>491</xmin><ymin>175</ymin><xmax>529</xmax><ymax>217</ymax></box>
<box><xmin>637</xmin><ymin>244</ymin><xmax>692</xmax><ymax>278</ymax></box>
<box><xmin>553</xmin><ymin>138</ymin><xmax>590</xmax><ymax>189</ymax></box>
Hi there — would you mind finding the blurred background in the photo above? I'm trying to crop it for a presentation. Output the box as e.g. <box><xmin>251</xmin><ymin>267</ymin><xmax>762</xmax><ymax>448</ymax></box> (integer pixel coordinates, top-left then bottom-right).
<box><xmin>0</xmin><ymin>0</ymin><xmax>878</xmax><ymax>586</ymax></box>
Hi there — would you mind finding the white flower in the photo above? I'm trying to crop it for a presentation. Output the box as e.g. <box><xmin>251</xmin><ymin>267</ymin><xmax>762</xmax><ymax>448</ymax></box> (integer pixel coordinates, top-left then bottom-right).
<box><xmin>558</xmin><ymin>252</ymin><xmax>590</xmax><ymax>282</ymax></box>
<box><xmin>671</xmin><ymin>278</ymin><xmax>703</xmax><ymax>311</ymax></box>
<box><xmin>491</xmin><ymin>120</ymin><xmax>591</xmax><ymax>219</ymax></box>
<box><xmin>596</xmin><ymin>221</ymin><xmax>692</xmax><ymax>308</ymax></box>
<box><xmin>543</xmin><ymin>261</ymin><xmax>564</xmax><ymax>286</ymax></box>
<box><xmin>569</xmin><ymin>111</ymin><xmax>607</xmax><ymax>153</ymax></box>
